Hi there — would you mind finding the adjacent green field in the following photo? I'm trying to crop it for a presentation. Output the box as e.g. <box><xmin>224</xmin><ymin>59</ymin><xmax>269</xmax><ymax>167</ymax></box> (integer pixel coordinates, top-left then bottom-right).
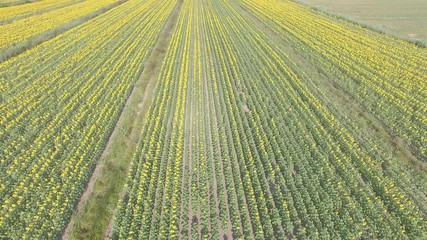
<box><xmin>1</xmin><ymin>0</ymin><xmax>426</xmax><ymax>239</ymax></box>
<box><xmin>296</xmin><ymin>0</ymin><xmax>427</xmax><ymax>46</ymax></box>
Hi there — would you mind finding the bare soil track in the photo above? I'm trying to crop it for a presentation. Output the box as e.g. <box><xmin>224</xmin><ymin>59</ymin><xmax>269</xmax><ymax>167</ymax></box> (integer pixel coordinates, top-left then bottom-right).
<box><xmin>61</xmin><ymin>1</ymin><xmax>183</xmax><ymax>239</ymax></box>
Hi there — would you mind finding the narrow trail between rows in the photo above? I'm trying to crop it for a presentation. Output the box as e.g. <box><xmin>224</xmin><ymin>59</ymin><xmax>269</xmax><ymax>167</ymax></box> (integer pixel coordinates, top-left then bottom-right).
<box><xmin>61</xmin><ymin>1</ymin><xmax>183</xmax><ymax>239</ymax></box>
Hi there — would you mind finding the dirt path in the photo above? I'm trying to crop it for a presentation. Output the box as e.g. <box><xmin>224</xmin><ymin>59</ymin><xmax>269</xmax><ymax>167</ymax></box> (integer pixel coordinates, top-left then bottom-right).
<box><xmin>182</xmin><ymin>72</ymin><xmax>194</xmax><ymax>238</ymax></box>
<box><xmin>178</xmin><ymin>10</ymin><xmax>192</xmax><ymax>232</ymax></box>
<box><xmin>207</xmin><ymin>78</ymin><xmax>239</xmax><ymax>239</ymax></box>
<box><xmin>198</xmin><ymin>7</ymin><xmax>215</xmax><ymax>237</ymax></box>
<box><xmin>203</xmin><ymin>62</ymin><xmax>225</xmax><ymax>237</ymax></box>
<box><xmin>178</xmin><ymin>63</ymin><xmax>191</xmax><ymax>236</ymax></box>
<box><xmin>178</xmin><ymin>33</ymin><xmax>194</xmax><ymax>237</ymax></box>
<box><xmin>178</xmin><ymin>24</ymin><xmax>190</xmax><ymax>235</ymax></box>
<box><xmin>61</xmin><ymin>1</ymin><xmax>183</xmax><ymax>239</ymax></box>
<box><xmin>186</xmin><ymin>44</ymin><xmax>195</xmax><ymax>240</ymax></box>
<box><xmin>202</xmin><ymin>7</ymin><xmax>253</xmax><ymax>239</ymax></box>
<box><xmin>104</xmin><ymin>2</ymin><xmax>183</xmax><ymax>239</ymax></box>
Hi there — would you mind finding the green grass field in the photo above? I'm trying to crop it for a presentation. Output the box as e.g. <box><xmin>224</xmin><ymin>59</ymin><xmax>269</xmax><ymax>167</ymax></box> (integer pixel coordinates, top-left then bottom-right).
<box><xmin>297</xmin><ymin>0</ymin><xmax>427</xmax><ymax>46</ymax></box>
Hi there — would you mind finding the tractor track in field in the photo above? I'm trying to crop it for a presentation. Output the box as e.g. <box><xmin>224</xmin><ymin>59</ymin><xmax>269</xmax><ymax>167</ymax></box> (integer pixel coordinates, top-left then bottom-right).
<box><xmin>61</xmin><ymin>1</ymin><xmax>183</xmax><ymax>239</ymax></box>
<box><xmin>103</xmin><ymin>1</ymin><xmax>183</xmax><ymax>238</ymax></box>
<box><xmin>186</xmin><ymin>37</ymin><xmax>195</xmax><ymax>240</ymax></box>
<box><xmin>199</xmin><ymin>12</ymin><xmax>235</xmax><ymax>238</ymax></box>
<box><xmin>198</xmin><ymin>9</ymin><xmax>216</xmax><ymax>237</ymax></box>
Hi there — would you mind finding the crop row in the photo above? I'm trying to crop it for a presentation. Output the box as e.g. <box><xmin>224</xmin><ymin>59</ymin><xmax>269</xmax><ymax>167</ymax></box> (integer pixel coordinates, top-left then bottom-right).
<box><xmin>0</xmin><ymin>0</ymin><xmax>79</xmax><ymax>22</ymax></box>
<box><xmin>0</xmin><ymin>0</ymin><xmax>120</xmax><ymax>51</ymax></box>
<box><xmin>113</xmin><ymin>0</ymin><xmax>427</xmax><ymax>239</ymax></box>
<box><xmin>235</xmin><ymin>0</ymin><xmax>427</xmax><ymax>215</ymax></box>
<box><xmin>0</xmin><ymin>0</ymin><xmax>26</xmax><ymax>5</ymax></box>
<box><xmin>113</xmin><ymin>0</ymin><xmax>192</xmax><ymax>237</ymax></box>
<box><xmin>0</xmin><ymin>0</ymin><xmax>177</xmax><ymax>238</ymax></box>
<box><xmin>239</xmin><ymin>0</ymin><xmax>427</xmax><ymax>160</ymax></box>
